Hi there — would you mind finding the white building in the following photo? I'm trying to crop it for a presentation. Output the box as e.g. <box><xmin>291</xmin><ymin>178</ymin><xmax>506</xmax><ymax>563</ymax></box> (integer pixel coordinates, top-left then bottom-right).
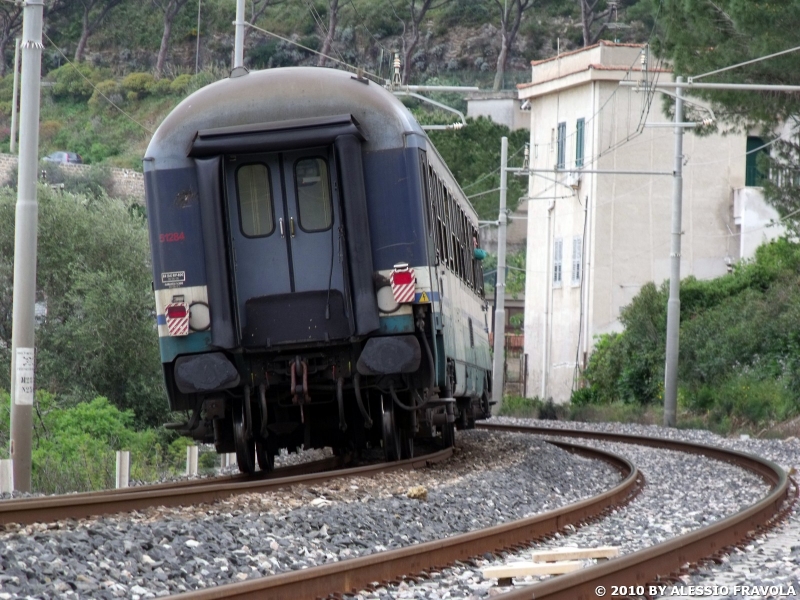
<box><xmin>518</xmin><ymin>41</ymin><xmax>783</xmax><ymax>403</ymax></box>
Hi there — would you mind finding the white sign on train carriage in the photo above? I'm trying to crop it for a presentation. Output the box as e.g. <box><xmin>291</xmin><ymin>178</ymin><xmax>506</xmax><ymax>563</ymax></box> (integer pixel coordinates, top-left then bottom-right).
<box><xmin>14</xmin><ymin>347</ymin><xmax>34</xmax><ymax>405</ymax></box>
<box><xmin>161</xmin><ymin>271</ymin><xmax>186</xmax><ymax>287</ymax></box>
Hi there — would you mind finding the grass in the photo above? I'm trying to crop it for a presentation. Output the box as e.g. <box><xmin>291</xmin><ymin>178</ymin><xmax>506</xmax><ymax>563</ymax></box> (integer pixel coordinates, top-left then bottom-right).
<box><xmin>498</xmin><ymin>395</ymin><xmax>800</xmax><ymax>440</ymax></box>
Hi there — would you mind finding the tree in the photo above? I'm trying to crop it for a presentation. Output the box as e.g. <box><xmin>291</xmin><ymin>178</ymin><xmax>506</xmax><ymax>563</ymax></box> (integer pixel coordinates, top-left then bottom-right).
<box><xmin>651</xmin><ymin>0</ymin><xmax>800</xmax><ymax>230</ymax></box>
<box><xmin>578</xmin><ymin>0</ymin><xmax>611</xmax><ymax>46</ymax></box>
<box><xmin>74</xmin><ymin>0</ymin><xmax>127</xmax><ymax>62</ymax></box>
<box><xmin>0</xmin><ymin>184</ymin><xmax>167</xmax><ymax>427</ymax></box>
<box><xmin>0</xmin><ymin>4</ymin><xmax>22</xmax><ymax>78</ymax></box>
<box><xmin>153</xmin><ymin>0</ymin><xmax>190</xmax><ymax>77</ymax></box>
<box><xmin>492</xmin><ymin>0</ymin><xmax>533</xmax><ymax>91</ymax></box>
<box><xmin>390</xmin><ymin>0</ymin><xmax>453</xmax><ymax>84</ymax></box>
<box><xmin>243</xmin><ymin>0</ymin><xmax>286</xmax><ymax>48</ymax></box>
<box><xmin>317</xmin><ymin>0</ymin><xmax>340</xmax><ymax>67</ymax></box>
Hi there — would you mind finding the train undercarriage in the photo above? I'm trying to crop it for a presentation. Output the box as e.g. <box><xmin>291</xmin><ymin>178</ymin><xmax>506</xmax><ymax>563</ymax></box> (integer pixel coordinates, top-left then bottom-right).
<box><xmin>176</xmin><ymin>345</ymin><xmax>490</xmax><ymax>474</ymax></box>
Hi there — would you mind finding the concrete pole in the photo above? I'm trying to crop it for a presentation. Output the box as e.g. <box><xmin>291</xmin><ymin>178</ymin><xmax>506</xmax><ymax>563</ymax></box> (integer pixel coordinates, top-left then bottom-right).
<box><xmin>186</xmin><ymin>446</ymin><xmax>198</xmax><ymax>476</ymax></box>
<box><xmin>663</xmin><ymin>76</ymin><xmax>684</xmax><ymax>428</ymax></box>
<box><xmin>233</xmin><ymin>0</ymin><xmax>245</xmax><ymax>69</ymax></box>
<box><xmin>9</xmin><ymin>0</ymin><xmax>45</xmax><ymax>493</ymax></box>
<box><xmin>115</xmin><ymin>451</ymin><xmax>130</xmax><ymax>488</ymax></box>
<box><xmin>491</xmin><ymin>137</ymin><xmax>509</xmax><ymax>412</ymax></box>
<box><xmin>9</xmin><ymin>37</ymin><xmax>21</xmax><ymax>154</ymax></box>
<box><xmin>0</xmin><ymin>459</ymin><xmax>13</xmax><ymax>493</ymax></box>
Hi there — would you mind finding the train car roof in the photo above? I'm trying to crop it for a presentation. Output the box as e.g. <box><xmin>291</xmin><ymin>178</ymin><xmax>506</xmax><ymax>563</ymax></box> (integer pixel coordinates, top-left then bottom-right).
<box><xmin>145</xmin><ymin>67</ymin><xmax>426</xmax><ymax>161</ymax></box>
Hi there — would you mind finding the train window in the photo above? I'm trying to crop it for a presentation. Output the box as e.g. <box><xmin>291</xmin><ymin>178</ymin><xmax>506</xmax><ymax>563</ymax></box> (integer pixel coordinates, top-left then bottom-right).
<box><xmin>236</xmin><ymin>163</ymin><xmax>275</xmax><ymax>237</ymax></box>
<box><xmin>295</xmin><ymin>158</ymin><xmax>332</xmax><ymax>232</ymax></box>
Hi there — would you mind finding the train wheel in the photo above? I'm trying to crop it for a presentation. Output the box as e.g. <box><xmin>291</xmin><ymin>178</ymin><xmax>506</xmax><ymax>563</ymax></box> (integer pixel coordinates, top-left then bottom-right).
<box><xmin>232</xmin><ymin>398</ymin><xmax>256</xmax><ymax>474</ymax></box>
<box><xmin>381</xmin><ymin>395</ymin><xmax>401</xmax><ymax>462</ymax></box>
<box><xmin>255</xmin><ymin>440</ymin><xmax>274</xmax><ymax>472</ymax></box>
<box><xmin>399</xmin><ymin>427</ymin><xmax>414</xmax><ymax>459</ymax></box>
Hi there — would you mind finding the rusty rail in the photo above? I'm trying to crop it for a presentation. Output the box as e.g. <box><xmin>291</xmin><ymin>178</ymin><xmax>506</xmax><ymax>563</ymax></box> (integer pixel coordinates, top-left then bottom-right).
<box><xmin>479</xmin><ymin>423</ymin><xmax>795</xmax><ymax>600</ymax></box>
<box><xmin>0</xmin><ymin>449</ymin><xmax>452</xmax><ymax>526</ymax></box>
<box><xmin>167</xmin><ymin>440</ymin><xmax>642</xmax><ymax>599</ymax></box>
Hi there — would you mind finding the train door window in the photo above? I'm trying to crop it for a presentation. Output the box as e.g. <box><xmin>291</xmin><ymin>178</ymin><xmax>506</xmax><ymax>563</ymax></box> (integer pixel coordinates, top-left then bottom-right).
<box><xmin>236</xmin><ymin>163</ymin><xmax>275</xmax><ymax>237</ymax></box>
<box><xmin>294</xmin><ymin>157</ymin><xmax>332</xmax><ymax>232</ymax></box>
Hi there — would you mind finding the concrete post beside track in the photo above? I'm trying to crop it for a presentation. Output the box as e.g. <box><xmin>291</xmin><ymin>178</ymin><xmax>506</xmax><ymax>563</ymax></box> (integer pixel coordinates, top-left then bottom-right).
<box><xmin>186</xmin><ymin>446</ymin><xmax>199</xmax><ymax>476</ymax></box>
<box><xmin>116</xmin><ymin>451</ymin><xmax>130</xmax><ymax>489</ymax></box>
<box><xmin>0</xmin><ymin>460</ymin><xmax>13</xmax><ymax>493</ymax></box>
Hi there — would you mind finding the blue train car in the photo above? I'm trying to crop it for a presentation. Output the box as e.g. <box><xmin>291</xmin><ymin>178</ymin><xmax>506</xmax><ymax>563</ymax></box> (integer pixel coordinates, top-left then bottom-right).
<box><xmin>144</xmin><ymin>67</ymin><xmax>491</xmax><ymax>473</ymax></box>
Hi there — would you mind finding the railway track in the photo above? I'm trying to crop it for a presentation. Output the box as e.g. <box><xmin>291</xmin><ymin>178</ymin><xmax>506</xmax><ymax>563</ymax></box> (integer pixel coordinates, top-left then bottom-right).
<box><xmin>166</xmin><ymin>436</ymin><xmax>642</xmax><ymax>599</ymax></box>
<box><xmin>0</xmin><ymin>449</ymin><xmax>452</xmax><ymax>527</ymax></box>
<box><xmin>163</xmin><ymin>423</ymin><xmax>793</xmax><ymax>600</ymax></box>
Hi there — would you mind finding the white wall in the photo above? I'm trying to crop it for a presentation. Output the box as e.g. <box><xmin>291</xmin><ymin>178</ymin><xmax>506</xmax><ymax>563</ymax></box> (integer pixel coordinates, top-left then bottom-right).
<box><xmin>520</xmin><ymin>43</ymin><xmax>748</xmax><ymax>403</ymax></box>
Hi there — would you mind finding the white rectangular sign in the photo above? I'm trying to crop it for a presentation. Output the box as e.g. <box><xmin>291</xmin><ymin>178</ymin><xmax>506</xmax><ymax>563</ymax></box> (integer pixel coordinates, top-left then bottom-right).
<box><xmin>14</xmin><ymin>347</ymin><xmax>34</xmax><ymax>406</ymax></box>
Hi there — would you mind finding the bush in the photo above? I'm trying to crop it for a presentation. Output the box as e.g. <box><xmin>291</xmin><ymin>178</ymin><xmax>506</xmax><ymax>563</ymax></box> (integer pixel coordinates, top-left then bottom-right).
<box><xmin>49</xmin><ymin>64</ymin><xmax>104</xmax><ymax>100</ymax></box>
<box><xmin>121</xmin><ymin>72</ymin><xmax>155</xmax><ymax>96</ymax></box>
<box><xmin>88</xmin><ymin>79</ymin><xmax>122</xmax><ymax>111</ymax></box>
<box><xmin>149</xmin><ymin>77</ymin><xmax>172</xmax><ymax>95</ymax></box>
<box><xmin>29</xmin><ymin>393</ymin><xmax>188</xmax><ymax>493</ymax></box>
<box><xmin>169</xmin><ymin>74</ymin><xmax>192</xmax><ymax>94</ymax></box>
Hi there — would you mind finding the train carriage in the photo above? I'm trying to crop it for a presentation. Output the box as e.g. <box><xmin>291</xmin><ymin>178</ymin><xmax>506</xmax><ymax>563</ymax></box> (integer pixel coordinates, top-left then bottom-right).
<box><xmin>144</xmin><ymin>66</ymin><xmax>492</xmax><ymax>473</ymax></box>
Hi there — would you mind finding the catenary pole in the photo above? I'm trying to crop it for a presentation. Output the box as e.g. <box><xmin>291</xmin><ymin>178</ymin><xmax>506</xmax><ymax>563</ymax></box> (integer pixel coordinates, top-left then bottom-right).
<box><xmin>491</xmin><ymin>137</ymin><xmax>509</xmax><ymax>413</ymax></box>
<box><xmin>233</xmin><ymin>0</ymin><xmax>245</xmax><ymax>69</ymax></box>
<box><xmin>9</xmin><ymin>0</ymin><xmax>45</xmax><ymax>493</ymax></box>
<box><xmin>663</xmin><ymin>76</ymin><xmax>684</xmax><ymax>428</ymax></box>
<box><xmin>9</xmin><ymin>37</ymin><xmax>21</xmax><ymax>154</ymax></box>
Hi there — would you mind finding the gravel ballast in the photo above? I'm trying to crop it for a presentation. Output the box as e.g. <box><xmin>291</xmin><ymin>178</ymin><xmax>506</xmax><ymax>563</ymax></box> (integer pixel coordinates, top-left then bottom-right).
<box><xmin>0</xmin><ymin>429</ymin><xmax>619</xmax><ymax>599</ymax></box>
<box><xmin>357</xmin><ymin>417</ymin><xmax>797</xmax><ymax>600</ymax></box>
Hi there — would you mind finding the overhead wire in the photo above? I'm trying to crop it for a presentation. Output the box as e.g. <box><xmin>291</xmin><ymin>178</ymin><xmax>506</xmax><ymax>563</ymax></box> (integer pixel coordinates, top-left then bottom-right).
<box><xmin>41</xmin><ymin>31</ymin><xmax>153</xmax><ymax>134</ymax></box>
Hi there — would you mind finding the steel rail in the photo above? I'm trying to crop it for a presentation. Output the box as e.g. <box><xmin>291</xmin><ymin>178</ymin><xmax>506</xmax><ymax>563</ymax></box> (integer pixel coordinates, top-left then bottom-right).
<box><xmin>167</xmin><ymin>440</ymin><xmax>642</xmax><ymax>600</ymax></box>
<box><xmin>0</xmin><ymin>449</ymin><xmax>452</xmax><ymax>526</ymax></box>
<box><xmin>478</xmin><ymin>423</ymin><xmax>794</xmax><ymax>600</ymax></box>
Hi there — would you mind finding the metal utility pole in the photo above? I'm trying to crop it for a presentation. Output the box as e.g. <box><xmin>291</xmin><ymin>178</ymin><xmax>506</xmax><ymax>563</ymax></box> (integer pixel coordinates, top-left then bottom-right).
<box><xmin>663</xmin><ymin>77</ymin><xmax>684</xmax><ymax>428</ymax></box>
<box><xmin>491</xmin><ymin>137</ymin><xmax>509</xmax><ymax>412</ymax></box>
<box><xmin>10</xmin><ymin>37</ymin><xmax>21</xmax><ymax>154</ymax></box>
<box><xmin>233</xmin><ymin>0</ymin><xmax>245</xmax><ymax>69</ymax></box>
<box><xmin>9</xmin><ymin>0</ymin><xmax>45</xmax><ymax>493</ymax></box>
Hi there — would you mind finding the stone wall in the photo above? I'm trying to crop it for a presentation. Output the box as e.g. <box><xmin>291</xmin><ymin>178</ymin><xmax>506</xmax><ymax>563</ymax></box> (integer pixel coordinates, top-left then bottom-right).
<box><xmin>0</xmin><ymin>153</ymin><xmax>145</xmax><ymax>202</ymax></box>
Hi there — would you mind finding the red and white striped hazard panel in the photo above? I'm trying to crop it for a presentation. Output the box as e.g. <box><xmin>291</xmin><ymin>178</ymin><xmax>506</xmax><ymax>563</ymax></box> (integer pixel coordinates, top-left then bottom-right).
<box><xmin>165</xmin><ymin>302</ymin><xmax>189</xmax><ymax>336</ymax></box>
<box><xmin>390</xmin><ymin>263</ymin><xmax>416</xmax><ymax>304</ymax></box>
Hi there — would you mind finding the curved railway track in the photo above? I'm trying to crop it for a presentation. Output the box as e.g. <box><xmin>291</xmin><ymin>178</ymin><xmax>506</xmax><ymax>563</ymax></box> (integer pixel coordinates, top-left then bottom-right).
<box><xmin>162</xmin><ymin>423</ymin><xmax>794</xmax><ymax>600</ymax></box>
<box><xmin>0</xmin><ymin>449</ymin><xmax>452</xmax><ymax>527</ymax></box>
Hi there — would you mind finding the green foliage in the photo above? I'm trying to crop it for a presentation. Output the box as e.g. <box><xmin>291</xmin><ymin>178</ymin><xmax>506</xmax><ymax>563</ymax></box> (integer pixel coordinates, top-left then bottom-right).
<box><xmin>483</xmin><ymin>249</ymin><xmax>526</xmax><ymax>298</ymax></box>
<box><xmin>28</xmin><ymin>393</ymin><xmax>188</xmax><ymax>494</ymax></box>
<box><xmin>0</xmin><ymin>186</ymin><xmax>166</xmax><ymax>428</ymax></box>
<box><xmin>49</xmin><ymin>64</ymin><xmax>106</xmax><ymax>101</ymax></box>
<box><xmin>149</xmin><ymin>78</ymin><xmax>173</xmax><ymax>95</ymax></box>
<box><xmin>169</xmin><ymin>74</ymin><xmax>192</xmax><ymax>94</ymax></box>
<box><xmin>575</xmin><ymin>239</ymin><xmax>800</xmax><ymax>429</ymax></box>
<box><xmin>88</xmin><ymin>79</ymin><xmax>123</xmax><ymax>112</ymax></box>
<box><xmin>652</xmin><ymin>0</ymin><xmax>800</xmax><ymax>232</ymax></box>
<box><xmin>427</xmin><ymin>117</ymin><xmax>529</xmax><ymax>220</ymax></box>
<box><xmin>122</xmin><ymin>72</ymin><xmax>155</xmax><ymax>97</ymax></box>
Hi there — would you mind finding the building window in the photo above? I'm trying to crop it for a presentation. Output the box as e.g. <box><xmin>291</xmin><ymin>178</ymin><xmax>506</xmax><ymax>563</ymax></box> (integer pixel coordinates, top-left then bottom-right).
<box><xmin>576</xmin><ymin>118</ymin><xmax>585</xmax><ymax>168</ymax></box>
<box><xmin>553</xmin><ymin>238</ymin><xmax>563</xmax><ymax>286</ymax></box>
<box><xmin>572</xmin><ymin>236</ymin><xmax>582</xmax><ymax>284</ymax></box>
<box><xmin>556</xmin><ymin>122</ymin><xmax>566</xmax><ymax>169</ymax></box>
<box><xmin>745</xmin><ymin>136</ymin><xmax>768</xmax><ymax>186</ymax></box>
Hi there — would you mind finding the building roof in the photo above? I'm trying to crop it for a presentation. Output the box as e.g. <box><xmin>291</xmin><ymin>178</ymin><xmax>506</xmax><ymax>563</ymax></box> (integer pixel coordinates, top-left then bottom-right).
<box><xmin>530</xmin><ymin>41</ymin><xmax>645</xmax><ymax>67</ymax></box>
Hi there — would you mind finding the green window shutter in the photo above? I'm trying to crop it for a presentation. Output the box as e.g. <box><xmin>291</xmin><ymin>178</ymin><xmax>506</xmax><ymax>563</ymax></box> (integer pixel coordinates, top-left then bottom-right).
<box><xmin>576</xmin><ymin>118</ymin><xmax>585</xmax><ymax>168</ymax></box>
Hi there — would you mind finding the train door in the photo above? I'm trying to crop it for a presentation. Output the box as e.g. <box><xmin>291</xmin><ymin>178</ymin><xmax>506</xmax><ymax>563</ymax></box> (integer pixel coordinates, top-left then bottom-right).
<box><xmin>225</xmin><ymin>147</ymin><xmax>352</xmax><ymax>347</ymax></box>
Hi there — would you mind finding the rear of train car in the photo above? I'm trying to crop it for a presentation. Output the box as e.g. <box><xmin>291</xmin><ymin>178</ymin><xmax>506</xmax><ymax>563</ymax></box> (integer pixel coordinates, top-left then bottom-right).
<box><xmin>144</xmin><ymin>67</ymin><xmax>491</xmax><ymax>473</ymax></box>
